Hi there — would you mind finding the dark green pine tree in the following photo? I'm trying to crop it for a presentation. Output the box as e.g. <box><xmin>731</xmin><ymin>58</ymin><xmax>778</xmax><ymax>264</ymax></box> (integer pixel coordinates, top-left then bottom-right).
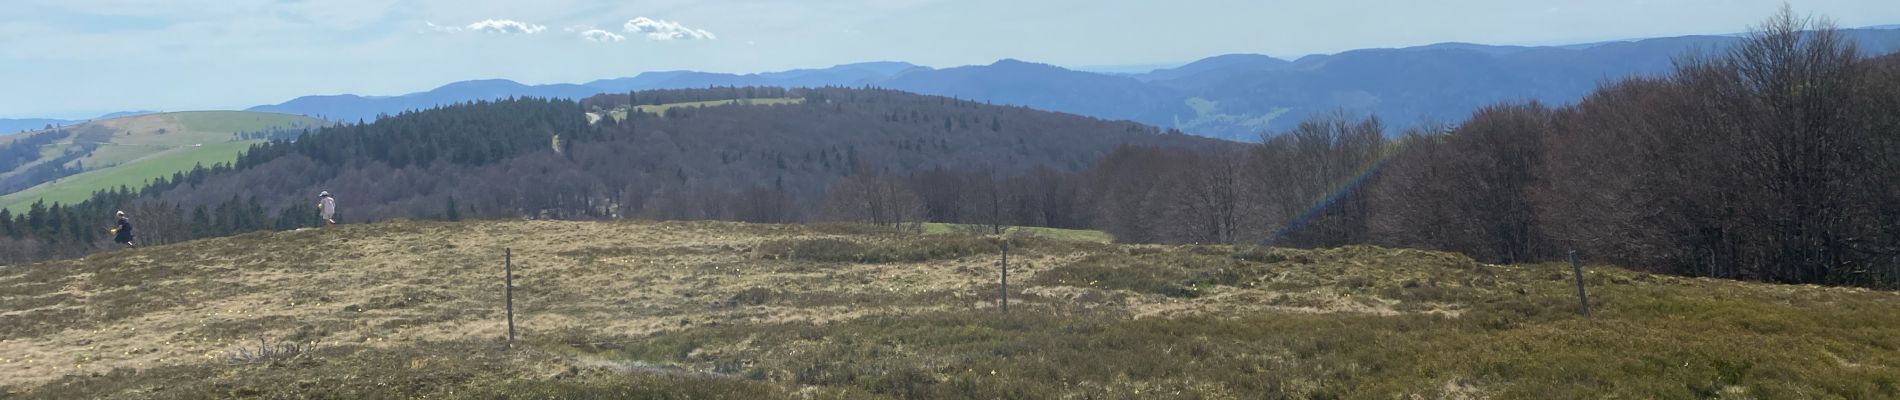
<box><xmin>26</xmin><ymin>200</ymin><xmax>46</xmax><ymax>232</ymax></box>
<box><xmin>445</xmin><ymin>196</ymin><xmax>462</xmax><ymax>222</ymax></box>
<box><xmin>43</xmin><ymin>204</ymin><xmax>64</xmax><ymax>244</ymax></box>
<box><xmin>274</xmin><ymin>205</ymin><xmax>304</xmax><ymax>231</ymax></box>
<box><xmin>0</xmin><ymin>209</ymin><xmax>14</xmax><ymax>239</ymax></box>
<box><xmin>64</xmin><ymin>212</ymin><xmax>87</xmax><ymax>245</ymax></box>
<box><xmin>190</xmin><ymin>205</ymin><xmax>212</xmax><ymax>238</ymax></box>
<box><xmin>213</xmin><ymin>197</ymin><xmax>236</xmax><ymax>235</ymax></box>
<box><xmin>247</xmin><ymin>196</ymin><xmax>267</xmax><ymax>232</ymax></box>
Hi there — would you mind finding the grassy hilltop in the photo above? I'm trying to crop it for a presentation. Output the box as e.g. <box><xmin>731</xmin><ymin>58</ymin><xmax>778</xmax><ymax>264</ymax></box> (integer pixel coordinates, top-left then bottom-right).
<box><xmin>1</xmin><ymin>219</ymin><xmax>1897</xmax><ymax>398</ymax></box>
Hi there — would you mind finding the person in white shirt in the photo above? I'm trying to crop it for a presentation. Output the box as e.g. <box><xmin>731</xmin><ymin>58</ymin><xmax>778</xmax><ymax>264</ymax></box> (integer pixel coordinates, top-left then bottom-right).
<box><xmin>318</xmin><ymin>191</ymin><xmax>337</xmax><ymax>225</ymax></box>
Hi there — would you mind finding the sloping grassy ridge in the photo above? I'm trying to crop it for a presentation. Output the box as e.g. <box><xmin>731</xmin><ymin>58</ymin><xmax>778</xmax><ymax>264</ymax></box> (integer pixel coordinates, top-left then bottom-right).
<box><xmin>1</xmin><ymin>220</ymin><xmax>1896</xmax><ymax>399</ymax></box>
<box><xmin>0</xmin><ymin>111</ymin><xmax>326</xmax><ymax>211</ymax></box>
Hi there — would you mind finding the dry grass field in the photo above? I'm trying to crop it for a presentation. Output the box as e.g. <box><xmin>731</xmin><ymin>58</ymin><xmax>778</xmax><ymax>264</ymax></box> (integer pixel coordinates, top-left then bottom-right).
<box><xmin>1</xmin><ymin>219</ymin><xmax>1897</xmax><ymax>398</ymax></box>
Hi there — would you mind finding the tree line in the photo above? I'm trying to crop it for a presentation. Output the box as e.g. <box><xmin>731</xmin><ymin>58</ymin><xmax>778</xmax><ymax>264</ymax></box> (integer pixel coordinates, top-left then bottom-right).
<box><xmin>987</xmin><ymin>12</ymin><xmax>1898</xmax><ymax>288</ymax></box>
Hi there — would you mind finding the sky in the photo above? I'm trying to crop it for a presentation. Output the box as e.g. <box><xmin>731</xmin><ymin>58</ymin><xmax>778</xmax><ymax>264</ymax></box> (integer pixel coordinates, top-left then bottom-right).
<box><xmin>2</xmin><ymin>0</ymin><xmax>1897</xmax><ymax>119</ymax></box>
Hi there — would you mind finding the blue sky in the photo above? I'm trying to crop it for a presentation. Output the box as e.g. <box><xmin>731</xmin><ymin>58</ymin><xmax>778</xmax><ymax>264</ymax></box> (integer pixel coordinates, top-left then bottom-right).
<box><xmin>2</xmin><ymin>0</ymin><xmax>1897</xmax><ymax>119</ymax></box>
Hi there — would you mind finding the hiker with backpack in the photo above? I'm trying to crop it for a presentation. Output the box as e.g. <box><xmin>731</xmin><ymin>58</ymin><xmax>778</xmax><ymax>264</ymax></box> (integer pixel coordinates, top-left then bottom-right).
<box><xmin>110</xmin><ymin>210</ymin><xmax>136</xmax><ymax>248</ymax></box>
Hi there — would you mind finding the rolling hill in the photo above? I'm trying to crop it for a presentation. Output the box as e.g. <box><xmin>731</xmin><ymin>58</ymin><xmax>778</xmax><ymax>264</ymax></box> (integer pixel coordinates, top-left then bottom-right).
<box><xmin>0</xmin><ymin>111</ymin><xmax>157</xmax><ymax>136</ymax></box>
<box><xmin>0</xmin><ymin>119</ymin><xmax>75</xmax><ymax>136</ymax></box>
<box><xmin>0</xmin><ymin>111</ymin><xmax>327</xmax><ymax>211</ymax></box>
<box><xmin>1128</xmin><ymin>53</ymin><xmax>1292</xmax><ymax>82</ymax></box>
<box><xmin>1</xmin><ymin>219</ymin><xmax>1896</xmax><ymax>398</ymax></box>
<box><xmin>242</xmin><ymin>28</ymin><xmax>1900</xmax><ymax>141</ymax></box>
<box><xmin>159</xmin><ymin>88</ymin><xmax>1227</xmax><ymax>226</ymax></box>
<box><xmin>244</xmin><ymin>80</ymin><xmax>604</xmax><ymax>123</ymax></box>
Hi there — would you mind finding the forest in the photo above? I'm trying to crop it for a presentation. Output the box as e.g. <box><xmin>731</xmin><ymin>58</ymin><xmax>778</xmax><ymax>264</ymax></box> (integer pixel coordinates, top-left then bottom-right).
<box><xmin>1</xmin><ymin>13</ymin><xmax>1894</xmax><ymax>289</ymax></box>
<box><xmin>0</xmin><ymin>86</ymin><xmax>1223</xmax><ymax>262</ymax></box>
<box><xmin>1070</xmin><ymin>14</ymin><xmax>1900</xmax><ymax>288</ymax></box>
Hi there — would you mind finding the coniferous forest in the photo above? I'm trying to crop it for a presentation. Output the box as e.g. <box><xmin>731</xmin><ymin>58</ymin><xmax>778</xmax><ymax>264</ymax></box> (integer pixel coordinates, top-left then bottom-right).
<box><xmin>6</xmin><ymin>15</ymin><xmax>1898</xmax><ymax>289</ymax></box>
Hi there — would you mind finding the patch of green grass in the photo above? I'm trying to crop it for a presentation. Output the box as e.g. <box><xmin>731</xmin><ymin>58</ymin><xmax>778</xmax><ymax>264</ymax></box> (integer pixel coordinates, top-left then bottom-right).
<box><xmin>1</xmin><ymin>141</ymin><xmax>262</xmax><ymax>211</ymax></box>
<box><xmin>89</xmin><ymin>111</ymin><xmax>319</xmax><ymax>154</ymax></box>
<box><xmin>0</xmin><ymin>111</ymin><xmax>325</xmax><ymax>210</ymax></box>
<box><xmin>1171</xmin><ymin>97</ymin><xmax>1288</xmax><ymax>136</ymax></box>
<box><xmin>172</xmin><ymin>111</ymin><xmax>322</xmax><ymax>135</ymax></box>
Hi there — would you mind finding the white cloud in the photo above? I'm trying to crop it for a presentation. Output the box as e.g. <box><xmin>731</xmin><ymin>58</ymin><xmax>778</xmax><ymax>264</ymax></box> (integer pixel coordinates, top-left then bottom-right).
<box><xmin>466</xmin><ymin>19</ymin><xmax>546</xmax><ymax>34</ymax></box>
<box><xmin>565</xmin><ymin>25</ymin><xmax>626</xmax><ymax>43</ymax></box>
<box><xmin>428</xmin><ymin>19</ymin><xmax>546</xmax><ymax>34</ymax></box>
<box><xmin>579</xmin><ymin>29</ymin><xmax>625</xmax><ymax>42</ymax></box>
<box><xmin>622</xmin><ymin>17</ymin><xmax>715</xmax><ymax>40</ymax></box>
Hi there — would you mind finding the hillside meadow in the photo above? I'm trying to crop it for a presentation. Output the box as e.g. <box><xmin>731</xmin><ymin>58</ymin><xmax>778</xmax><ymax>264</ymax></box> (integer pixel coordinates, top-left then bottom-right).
<box><xmin>0</xmin><ymin>111</ymin><xmax>325</xmax><ymax>211</ymax></box>
<box><xmin>0</xmin><ymin>141</ymin><xmax>261</xmax><ymax>212</ymax></box>
<box><xmin>56</xmin><ymin>111</ymin><xmax>319</xmax><ymax>169</ymax></box>
<box><xmin>0</xmin><ymin>219</ymin><xmax>1895</xmax><ymax>398</ymax></box>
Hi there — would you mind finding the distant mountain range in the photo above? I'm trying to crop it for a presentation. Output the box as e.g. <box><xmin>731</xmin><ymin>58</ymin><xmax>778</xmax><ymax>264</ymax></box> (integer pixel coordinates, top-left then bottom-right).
<box><xmin>0</xmin><ymin>111</ymin><xmax>157</xmax><ymax>135</ymax></box>
<box><xmin>225</xmin><ymin>26</ymin><xmax>1891</xmax><ymax>140</ymax></box>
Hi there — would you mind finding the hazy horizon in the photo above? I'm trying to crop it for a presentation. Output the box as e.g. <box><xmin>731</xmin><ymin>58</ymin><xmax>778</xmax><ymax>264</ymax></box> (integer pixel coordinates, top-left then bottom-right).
<box><xmin>4</xmin><ymin>0</ymin><xmax>1899</xmax><ymax>119</ymax></box>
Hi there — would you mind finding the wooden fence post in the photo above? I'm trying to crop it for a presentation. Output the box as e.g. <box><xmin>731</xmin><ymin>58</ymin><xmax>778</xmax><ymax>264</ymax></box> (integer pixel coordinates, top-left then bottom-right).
<box><xmin>1000</xmin><ymin>238</ymin><xmax>1009</xmax><ymax>313</ymax></box>
<box><xmin>1570</xmin><ymin>250</ymin><xmax>1591</xmax><ymax>318</ymax></box>
<box><xmin>505</xmin><ymin>248</ymin><xmax>516</xmax><ymax>347</ymax></box>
